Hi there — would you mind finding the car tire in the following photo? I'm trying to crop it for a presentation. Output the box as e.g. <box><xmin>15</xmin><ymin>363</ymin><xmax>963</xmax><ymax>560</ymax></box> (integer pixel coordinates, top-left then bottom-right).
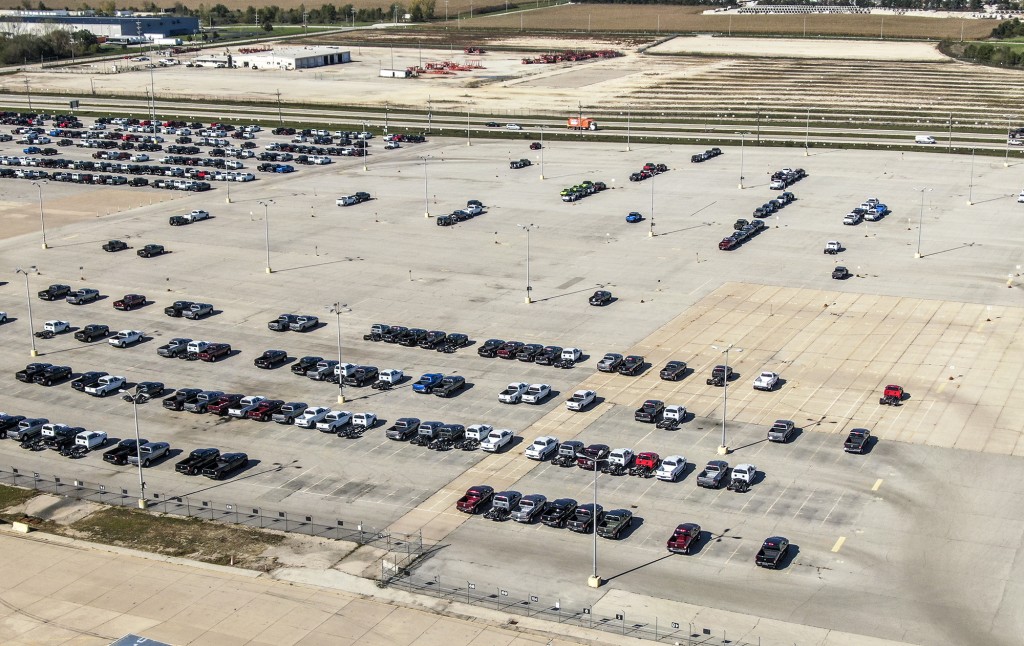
<box><xmin>143</xmin><ymin>459</ymin><xmax>151</xmax><ymax>467</ymax></box>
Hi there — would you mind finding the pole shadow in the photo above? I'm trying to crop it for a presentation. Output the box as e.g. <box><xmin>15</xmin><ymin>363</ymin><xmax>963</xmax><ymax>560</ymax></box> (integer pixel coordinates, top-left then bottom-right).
<box><xmin>920</xmin><ymin>242</ymin><xmax>977</xmax><ymax>259</ymax></box>
<box><xmin>603</xmin><ymin>553</ymin><xmax>674</xmax><ymax>583</ymax></box>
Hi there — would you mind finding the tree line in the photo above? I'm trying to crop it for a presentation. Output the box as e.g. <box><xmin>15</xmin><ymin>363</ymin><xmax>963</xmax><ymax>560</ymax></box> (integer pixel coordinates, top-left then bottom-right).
<box><xmin>62</xmin><ymin>1</ymin><xmax>438</xmax><ymax>25</ymax></box>
<box><xmin>0</xmin><ymin>29</ymin><xmax>100</xmax><ymax>65</ymax></box>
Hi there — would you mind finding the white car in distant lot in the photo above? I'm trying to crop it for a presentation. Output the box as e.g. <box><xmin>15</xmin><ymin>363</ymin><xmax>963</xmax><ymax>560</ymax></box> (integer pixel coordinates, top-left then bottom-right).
<box><xmin>521</xmin><ymin>384</ymin><xmax>551</xmax><ymax>404</ymax></box>
<box><xmin>753</xmin><ymin>371</ymin><xmax>780</xmax><ymax>391</ymax></box>
<box><xmin>506</xmin><ymin>123</ymin><xmax>522</xmax><ymax>131</ymax></box>
<box><xmin>656</xmin><ymin>455</ymin><xmax>687</xmax><ymax>482</ymax></box>
<box><xmin>108</xmin><ymin>330</ymin><xmax>143</xmax><ymax>348</ymax></box>
<box><xmin>524</xmin><ymin>436</ymin><xmax>558</xmax><ymax>460</ymax></box>
<box><xmin>565</xmin><ymin>389</ymin><xmax>596</xmax><ymax>411</ymax></box>
<box><xmin>480</xmin><ymin>429</ymin><xmax>514</xmax><ymax>452</ymax></box>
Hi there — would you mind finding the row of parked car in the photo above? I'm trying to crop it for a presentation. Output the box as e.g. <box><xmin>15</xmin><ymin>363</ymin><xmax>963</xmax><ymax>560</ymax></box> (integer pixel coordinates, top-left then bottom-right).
<box><xmin>560</xmin><ymin>180</ymin><xmax>607</xmax><ymax>202</ymax></box>
<box><xmin>629</xmin><ymin>162</ymin><xmax>668</xmax><ymax>182</ymax></box>
<box><xmin>435</xmin><ymin>200</ymin><xmax>485</xmax><ymax>226</ymax></box>
<box><xmin>690</xmin><ymin>147</ymin><xmax>723</xmax><ymax>164</ymax></box>
<box><xmin>364</xmin><ymin>324</ymin><xmax>471</xmax><ymax>353</ymax></box>
<box><xmin>842</xmin><ymin>197</ymin><xmax>890</xmax><ymax>226</ymax></box>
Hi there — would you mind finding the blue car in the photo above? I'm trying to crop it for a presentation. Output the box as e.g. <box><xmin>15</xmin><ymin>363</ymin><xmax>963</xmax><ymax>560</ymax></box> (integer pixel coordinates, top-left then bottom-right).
<box><xmin>412</xmin><ymin>373</ymin><xmax>444</xmax><ymax>394</ymax></box>
<box><xmin>626</xmin><ymin>211</ymin><xmax>643</xmax><ymax>223</ymax></box>
<box><xmin>23</xmin><ymin>146</ymin><xmax>40</xmax><ymax>154</ymax></box>
<box><xmin>274</xmin><ymin>164</ymin><xmax>295</xmax><ymax>173</ymax></box>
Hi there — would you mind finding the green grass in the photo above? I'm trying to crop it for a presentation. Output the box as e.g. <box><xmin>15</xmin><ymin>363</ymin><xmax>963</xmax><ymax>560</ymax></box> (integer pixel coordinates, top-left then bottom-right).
<box><xmin>0</xmin><ymin>485</ymin><xmax>40</xmax><ymax>516</ymax></box>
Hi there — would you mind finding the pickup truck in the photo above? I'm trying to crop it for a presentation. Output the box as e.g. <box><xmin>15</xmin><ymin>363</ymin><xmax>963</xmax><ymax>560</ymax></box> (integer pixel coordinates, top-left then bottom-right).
<box><xmin>289</xmin><ymin>315</ymin><xmax>318</xmax><ymax>331</ymax></box>
<box><xmin>768</xmin><ymin>419</ymin><xmax>795</xmax><ymax>443</ymax></box>
<box><xmin>434</xmin><ymin>375</ymin><xmax>466</xmax><ymax>398</ymax></box>
<box><xmin>386</xmin><ymin>417</ymin><xmax>420</xmax><ymax>440</ymax></box>
<box><xmin>659</xmin><ymin>360</ymin><xmax>688</xmax><ymax>381</ymax></box>
<box><xmin>597</xmin><ymin>353</ymin><xmax>623</xmax><ymax>372</ymax></box>
<box><xmin>520</xmin><ymin>383</ymin><xmax>550</xmax><ymax>404</ymax></box>
<box><xmin>728</xmin><ymin>463</ymin><xmax>757</xmax><ymax>492</ymax></box>
<box><xmin>456</xmin><ymin>485</ymin><xmax>494</xmax><ymax>514</ymax></box>
<box><xmin>344</xmin><ymin>365</ymin><xmax>379</xmax><ymax>387</ymax></box>
<box><xmin>102</xmin><ymin>438</ymin><xmax>146</xmax><ymax>465</ymax></box>
<box><xmin>33</xmin><ymin>365</ymin><xmax>72</xmax><ymax>386</ymax></box>
<box><xmin>175</xmin><ymin>447</ymin><xmax>221</xmax><ymax>475</ymax></box>
<box><xmin>128</xmin><ymin>441</ymin><xmax>170</xmax><ymax>467</ymax></box>
<box><xmin>75</xmin><ymin>324</ymin><xmax>109</xmax><ymax>342</ymax></box>
<box><xmin>706</xmin><ymin>364</ymin><xmax>733</xmax><ymax>386</ymax></box>
<box><xmin>413</xmin><ymin>373</ymin><xmax>444</xmax><ymax>394</ymax></box>
<box><xmin>182</xmin><ymin>303</ymin><xmax>213</xmax><ymax>319</ymax></box>
<box><xmin>567</xmin><ymin>503</ymin><xmax>604</xmax><ymax>533</ymax></box>
<box><xmin>753</xmin><ymin>371</ymin><xmax>779</xmax><ymax>391</ymax></box>
<box><xmin>137</xmin><ymin>244</ymin><xmax>165</xmax><ymax>258</ymax></box>
<box><xmin>268</xmin><ymin>314</ymin><xmax>298</xmax><ymax>331</ymax></box>
<box><xmin>844</xmin><ymin>428</ymin><xmax>871</xmax><ymax>453</ymax></box>
<box><xmin>271</xmin><ymin>402</ymin><xmax>307</xmax><ymax>424</ymax></box>
<box><xmin>113</xmin><ymin>294</ymin><xmax>146</xmax><ymax>311</ymax></box>
<box><xmin>164</xmin><ymin>300</ymin><xmax>193</xmax><ymax>317</ymax></box>
<box><xmin>163</xmin><ymin>388</ymin><xmax>202</xmax><ymax>411</ymax></box>
<box><xmin>696</xmin><ymin>460</ymin><xmax>729</xmax><ymax>488</ymax></box>
<box><xmin>199</xmin><ymin>343</ymin><xmax>231</xmax><ymax>361</ymax></box>
<box><xmin>108</xmin><ymin>329</ymin><xmax>143</xmax><ymax>348</ymax></box>
<box><xmin>634</xmin><ymin>399</ymin><xmax>664</xmax><ymax>423</ymax></box>
<box><xmin>228</xmin><ymin>395</ymin><xmax>265</xmax><ymax>418</ymax></box>
<box><xmin>38</xmin><ymin>284</ymin><xmax>71</xmax><ymax>301</ymax></box>
<box><xmin>541</xmin><ymin>498</ymin><xmax>578</xmax><ymax>527</ymax></box>
<box><xmin>85</xmin><ymin>375</ymin><xmax>126</xmax><ymax>397</ymax></box>
<box><xmin>66</xmin><ymin>288</ymin><xmax>100</xmax><ymax>305</ymax></box>
<box><xmin>183</xmin><ymin>391</ymin><xmax>223</xmax><ymax>414</ymax></box>
<box><xmin>43</xmin><ymin>425</ymin><xmax>79</xmax><ymax>451</ymax></box>
<box><xmin>510</xmin><ymin>493</ymin><xmax>547</xmax><ymax>523</ymax></box>
<box><xmin>666</xmin><ymin>523</ymin><xmax>701</xmax><ymax>554</ymax></box>
<box><xmin>510</xmin><ymin>158</ymin><xmax>532</xmax><ymax>169</ymax></box>
<box><xmin>201</xmin><ymin>452</ymin><xmax>248</xmax><ymax>479</ymax></box>
<box><xmin>755</xmin><ymin>536</ymin><xmax>790</xmax><ymax>569</ymax></box>
<box><xmin>597</xmin><ymin>509</ymin><xmax>633</xmax><ymax>539</ymax></box>
<box><xmin>158</xmin><ymin>337</ymin><xmax>191</xmax><ymax>358</ymax></box>
<box><xmin>498</xmin><ymin>382</ymin><xmax>529</xmax><ymax>404</ymax></box>
<box><xmin>565</xmin><ymin>389</ymin><xmax>596</xmax><ymax>411</ymax></box>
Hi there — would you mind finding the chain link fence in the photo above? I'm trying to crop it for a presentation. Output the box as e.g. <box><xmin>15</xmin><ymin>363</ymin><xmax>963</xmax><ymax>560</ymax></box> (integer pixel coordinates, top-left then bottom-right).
<box><xmin>0</xmin><ymin>466</ymin><xmax>423</xmax><ymax>553</ymax></box>
<box><xmin>382</xmin><ymin>572</ymin><xmax>762</xmax><ymax>646</ymax></box>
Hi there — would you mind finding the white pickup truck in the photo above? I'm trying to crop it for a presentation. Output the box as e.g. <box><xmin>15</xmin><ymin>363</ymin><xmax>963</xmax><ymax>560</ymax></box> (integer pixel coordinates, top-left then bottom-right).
<box><xmin>109</xmin><ymin>330</ymin><xmax>143</xmax><ymax>348</ymax></box>
<box><xmin>228</xmin><ymin>395</ymin><xmax>265</xmax><ymax>418</ymax></box>
<box><xmin>85</xmin><ymin>375</ymin><xmax>126</xmax><ymax>397</ymax></box>
<box><xmin>498</xmin><ymin>382</ymin><xmax>529</xmax><ymax>404</ymax></box>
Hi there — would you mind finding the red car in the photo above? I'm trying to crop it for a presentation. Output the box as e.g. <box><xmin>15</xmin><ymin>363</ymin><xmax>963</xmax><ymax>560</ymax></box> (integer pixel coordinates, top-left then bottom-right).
<box><xmin>246</xmin><ymin>399</ymin><xmax>284</xmax><ymax>422</ymax></box>
<box><xmin>207</xmin><ymin>393</ymin><xmax>243</xmax><ymax>416</ymax></box>
<box><xmin>113</xmin><ymin>293</ymin><xmax>146</xmax><ymax>310</ymax></box>
<box><xmin>495</xmin><ymin>341</ymin><xmax>524</xmax><ymax>359</ymax></box>
<box><xmin>530</xmin><ymin>142</ymin><xmax>542</xmax><ymax>150</ymax></box>
<box><xmin>199</xmin><ymin>343</ymin><xmax>232</xmax><ymax>362</ymax></box>
<box><xmin>718</xmin><ymin>237</ymin><xmax>737</xmax><ymax>251</ymax></box>
<box><xmin>666</xmin><ymin>523</ymin><xmax>702</xmax><ymax>554</ymax></box>
<box><xmin>576</xmin><ymin>444</ymin><xmax>610</xmax><ymax>470</ymax></box>
<box><xmin>456</xmin><ymin>485</ymin><xmax>494</xmax><ymax>514</ymax></box>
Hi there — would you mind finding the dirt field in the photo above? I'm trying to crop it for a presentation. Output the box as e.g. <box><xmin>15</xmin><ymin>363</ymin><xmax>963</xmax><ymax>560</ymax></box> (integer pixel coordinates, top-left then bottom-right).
<box><xmin>650</xmin><ymin>34</ymin><xmax>950</xmax><ymax>61</ymax></box>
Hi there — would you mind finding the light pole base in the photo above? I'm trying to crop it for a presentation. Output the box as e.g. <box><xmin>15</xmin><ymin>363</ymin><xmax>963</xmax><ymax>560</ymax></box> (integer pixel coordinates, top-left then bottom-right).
<box><xmin>587</xmin><ymin>575</ymin><xmax>603</xmax><ymax>588</ymax></box>
<box><xmin>265</xmin><ymin>267</ymin><xmax>272</xmax><ymax>274</ymax></box>
<box><xmin>717</xmin><ymin>444</ymin><xmax>730</xmax><ymax>455</ymax></box>
<box><xmin>966</xmin><ymin>200</ymin><xmax>973</xmax><ymax>206</ymax></box>
<box><xmin>738</xmin><ymin>183</ymin><xmax>744</xmax><ymax>189</ymax></box>
<box><xmin>41</xmin><ymin>243</ymin><xmax>48</xmax><ymax>250</ymax></box>
<box><xmin>363</xmin><ymin>165</ymin><xmax>368</xmax><ymax>171</ymax></box>
<box><xmin>914</xmin><ymin>252</ymin><xmax>922</xmax><ymax>259</ymax></box>
<box><xmin>539</xmin><ymin>174</ymin><xmax>544</xmax><ymax>180</ymax></box>
<box><xmin>337</xmin><ymin>394</ymin><xmax>346</xmax><ymax>404</ymax></box>
<box><xmin>425</xmin><ymin>212</ymin><xmax>430</xmax><ymax>218</ymax></box>
<box><xmin>1006</xmin><ymin>162</ymin><xmax>1011</xmax><ymax>168</ymax></box>
<box><xmin>137</xmin><ymin>498</ymin><xmax>148</xmax><ymax>510</ymax></box>
<box><xmin>524</xmin><ymin>296</ymin><xmax>532</xmax><ymax>304</ymax></box>
<box><xmin>29</xmin><ymin>349</ymin><xmax>38</xmax><ymax>357</ymax></box>
<box><xmin>225</xmin><ymin>196</ymin><xmax>232</xmax><ymax>204</ymax></box>
<box><xmin>648</xmin><ymin>230</ymin><xmax>654</xmax><ymax>238</ymax></box>
<box><xmin>804</xmin><ymin>149</ymin><xmax>809</xmax><ymax>156</ymax></box>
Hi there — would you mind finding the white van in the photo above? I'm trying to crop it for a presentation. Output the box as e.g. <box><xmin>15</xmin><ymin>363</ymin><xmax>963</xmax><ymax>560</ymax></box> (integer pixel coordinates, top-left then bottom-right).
<box><xmin>915</xmin><ymin>135</ymin><xmax>936</xmax><ymax>145</ymax></box>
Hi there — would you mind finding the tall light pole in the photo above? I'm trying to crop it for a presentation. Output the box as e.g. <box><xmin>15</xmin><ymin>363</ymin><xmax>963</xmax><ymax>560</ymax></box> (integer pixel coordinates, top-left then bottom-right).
<box><xmin>1005</xmin><ymin>115</ymin><xmax>1013</xmax><ymax>167</ymax></box>
<box><xmin>518</xmin><ymin>223</ymin><xmax>537</xmax><ymax>303</ymax></box>
<box><xmin>711</xmin><ymin>344</ymin><xmax>742</xmax><ymax>455</ymax></box>
<box><xmin>539</xmin><ymin>125</ymin><xmax>545</xmax><ymax>180</ymax></box>
<box><xmin>948</xmin><ymin>111</ymin><xmax>953</xmax><ymax>154</ymax></box>
<box><xmin>738</xmin><ymin>132</ymin><xmax>746</xmax><ymax>189</ymax></box>
<box><xmin>466</xmin><ymin>106</ymin><xmax>471</xmax><ymax>146</ymax></box>
<box><xmin>914</xmin><ymin>187</ymin><xmax>931</xmax><ymax>259</ymax></box>
<box><xmin>15</xmin><ymin>266</ymin><xmax>38</xmax><ymax>357</ymax></box>
<box><xmin>327</xmin><ymin>303</ymin><xmax>350</xmax><ymax>403</ymax></box>
<box><xmin>421</xmin><ymin>155</ymin><xmax>430</xmax><ymax>217</ymax></box>
<box><xmin>120</xmin><ymin>390</ymin><xmax>150</xmax><ymax>509</ymax></box>
<box><xmin>626</xmin><ymin>103</ymin><xmax>631</xmax><ymax>152</ymax></box>
<box><xmin>582</xmin><ymin>450</ymin><xmax>609</xmax><ymax>588</ymax></box>
<box><xmin>258</xmin><ymin>199</ymin><xmax>274</xmax><ymax>273</ymax></box>
<box><xmin>648</xmin><ymin>172</ymin><xmax>655</xmax><ymax>238</ymax></box>
<box><xmin>31</xmin><ymin>181</ymin><xmax>47</xmax><ymax>249</ymax></box>
<box><xmin>804</xmin><ymin>107</ymin><xmax>810</xmax><ymax>156</ymax></box>
<box><xmin>967</xmin><ymin>148</ymin><xmax>976</xmax><ymax>206</ymax></box>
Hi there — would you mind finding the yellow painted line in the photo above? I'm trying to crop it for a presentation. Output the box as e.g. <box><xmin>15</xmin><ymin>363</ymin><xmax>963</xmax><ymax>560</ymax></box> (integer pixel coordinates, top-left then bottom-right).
<box><xmin>831</xmin><ymin>536</ymin><xmax>846</xmax><ymax>553</ymax></box>
<box><xmin>936</xmin><ymin>382</ymin><xmax>946</xmax><ymax>394</ymax></box>
<box><xmin>871</xmin><ymin>479</ymin><xmax>883</xmax><ymax>491</ymax></box>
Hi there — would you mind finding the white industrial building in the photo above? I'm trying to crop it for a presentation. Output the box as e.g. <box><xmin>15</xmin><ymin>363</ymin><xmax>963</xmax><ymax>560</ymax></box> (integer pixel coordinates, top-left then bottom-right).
<box><xmin>233</xmin><ymin>46</ymin><xmax>350</xmax><ymax>71</ymax></box>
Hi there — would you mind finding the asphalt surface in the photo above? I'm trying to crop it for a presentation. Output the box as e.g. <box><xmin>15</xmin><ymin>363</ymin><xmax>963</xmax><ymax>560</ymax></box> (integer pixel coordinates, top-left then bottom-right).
<box><xmin>1</xmin><ymin>122</ymin><xmax>1023</xmax><ymax>645</ymax></box>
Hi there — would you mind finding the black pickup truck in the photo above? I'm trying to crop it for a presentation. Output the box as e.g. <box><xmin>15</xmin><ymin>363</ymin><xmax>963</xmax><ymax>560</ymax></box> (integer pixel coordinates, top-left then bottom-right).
<box><xmin>844</xmin><ymin>428</ymin><xmax>871</xmax><ymax>454</ymax></box>
<box><xmin>103</xmin><ymin>439</ymin><xmax>146</xmax><ymax>465</ymax></box>
<box><xmin>755</xmin><ymin>536</ymin><xmax>790</xmax><ymax>569</ymax></box>
<box><xmin>175</xmin><ymin>447</ymin><xmax>220</xmax><ymax>475</ymax></box>
<box><xmin>200</xmin><ymin>452</ymin><xmax>248</xmax><ymax>479</ymax></box>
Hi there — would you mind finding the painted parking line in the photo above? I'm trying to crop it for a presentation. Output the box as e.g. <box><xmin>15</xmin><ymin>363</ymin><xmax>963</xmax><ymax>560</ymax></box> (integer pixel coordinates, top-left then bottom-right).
<box><xmin>871</xmin><ymin>478</ymin><xmax>883</xmax><ymax>491</ymax></box>
<box><xmin>831</xmin><ymin>536</ymin><xmax>846</xmax><ymax>553</ymax></box>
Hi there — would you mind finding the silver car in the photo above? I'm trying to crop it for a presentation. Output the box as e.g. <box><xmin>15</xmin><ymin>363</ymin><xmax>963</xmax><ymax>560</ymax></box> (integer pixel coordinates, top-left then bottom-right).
<box><xmin>510</xmin><ymin>493</ymin><xmax>547</xmax><ymax>523</ymax></box>
<box><xmin>128</xmin><ymin>441</ymin><xmax>170</xmax><ymax>467</ymax></box>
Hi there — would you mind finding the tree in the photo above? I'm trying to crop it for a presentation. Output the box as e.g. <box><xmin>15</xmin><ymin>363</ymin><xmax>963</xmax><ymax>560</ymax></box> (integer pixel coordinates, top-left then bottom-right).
<box><xmin>262</xmin><ymin>19</ymin><xmax>273</xmax><ymax>30</ymax></box>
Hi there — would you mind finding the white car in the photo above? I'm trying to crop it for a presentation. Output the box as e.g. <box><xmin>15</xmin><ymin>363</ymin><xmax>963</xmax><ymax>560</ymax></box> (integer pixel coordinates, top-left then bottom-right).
<box><xmin>565</xmin><ymin>389</ymin><xmax>596</xmax><ymax>411</ymax></box>
<box><xmin>732</xmin><ymin>463</ymin><xmax>757</xmax><ymax>485</ymax></box>
<box><xmin>317</xmin><ymin>410</ymin><xmax>352</xmax><ymax>432</ymax></box>
<box><xmin>842</xmin><ymin>212</ymin><xmax>862</xmax><ymax>225</ymax></box>
<box><xmin>0</xmin><ymin>311</ymin><xmax>7</xmax><ymax>324</ymax></box>
<box><xmin>524</xmin><ymin>436</ymin><xmax>558</xmax><ymax>460</ymax></box>
<box><xmin>656</xmin><ymin>455</ymin><xmax>687</xmax><ymax>482</ymax></box>
<box><xmin>378</xmin><ymin>369</ymin><xmax>403</xmax><ymax>385</ymax></box>
<box><xmin>75</xmin><ymin>430</ymin><xmax>108</xmax><ymax>450</ymax></box>
<box><xmin>465</xmin><ymin>424</ymin><xmax>493</xmax><ymax>442</ymax></box>
<box><xmin>228</xmin><ymin>395</ymin><xmax>266</xmax><ymax>418</ymax></box>
<box><xmin>43</xmin><ymin>320</ymin><xmax>69</xmax><ymax>334</ymax></box>
<box><xmin>188</xmin><ymin>209</ymin><xmax>210</xmax><ymax>222</ymax></box>
<box><xmin>498</xmin><ymin>382</ymin><xmax>530</xmax><ymax>404</ymax></box>
<box><xmin>480</xmin><ymin>429</ymin><xmax>514</xmax><ymax>452</ymax></box>
<box><xmin>352</xmin><ymin>412</ymin><xmax>377</xmax><ymax>429</ymax></box>
<box><xmin>1018</xmin><ymin>191</ymin><xmax>1024</xmax><ymax>204</ymax></box>
<box><xmin>294</xmin><ymin>406</ymin><xmax>330</xmax><ymax>428</ymax></box>
<box><xmin>506</xmin><ymin>123</ymin><xmax>522</xmax><ymax>131</ymax></box>
<box><xmin>85</xmin><ymin>375</ymin><xmax>126</xmax><ymax>396</ymax></box>
<box><xmin>608</xmin><ymin>448</ymin><xmax>634</xmax><ymax>468</ymax></box>
<box><xmin>108</xmin><ymin>330</ymin><xmax>143</xmax><ymax>348</ymax></box>
<box><xmin>521</xmin><ymin>384</ymin><xmax>551</xmax><ymax>404</ymax></box>
<box><xmin>753</xmin><ymin>371</ymin><xmax>780</xmax><ymax>391</ymax></box>
<box><xmin>561</xmin><ymin>347</ymin><xmax>582</xmax><ymax>363</ymax></box>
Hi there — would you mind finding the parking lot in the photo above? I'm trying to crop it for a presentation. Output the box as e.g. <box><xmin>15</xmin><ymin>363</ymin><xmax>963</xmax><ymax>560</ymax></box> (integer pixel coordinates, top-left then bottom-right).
<box><xmin>1</xmin><ymin>120</ymin><xmax>1024</xmax><ymax>646</ymax></box>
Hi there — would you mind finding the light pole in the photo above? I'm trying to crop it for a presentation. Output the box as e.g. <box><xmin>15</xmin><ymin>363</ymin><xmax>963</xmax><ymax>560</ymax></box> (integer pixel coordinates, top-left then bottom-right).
<box><xmin>711</xmin><ymin>344</ymin><xmax>742</xmax><ymax>455</ymax></box>
<box><xmin>539</xmin><ymin>125</ymin><xmax>545</xmax><ymax>180</ymax></box>
<box><xmin>258</xmin><ymin>199</ymin><xmax>274</xmax><ymax>273</ymax></box>
<box><xmin>120</xmin><ymin>390</ymin><xmax>150</xmax><ymax>509</ymax></box>
<box><xmin>967</xmin><ymin>148</ymin><xmax>976</xmax><ymax>206</ymax></box>
<box><xmin>421</xmin><ymin>155</ymin><xmax>430</xmax><ymax>217</ymax></box>
<box><xmin>804</xmin><ymin>107</ymin><xmax>810</xmax><ymax>156</ymax></box>
<box><xmin>327</xmin><ymin>302</ymin><xmax>350</xmax><ymax>403</ymax></box>
<box><xmin>626</xmin><ymin>103</ymin><xmax>631</xmax><ymax>152</ymax></box>
<box><xmin>914</xmin><ymin>187</ymin><xmax>931</xmax><ymax>258</ymax></box>
<box><xmin>15</xmin><ymin>266</ymin><xmax>38</xmax><ymax>357</ymax></box>
<box><xmin>948</xmin><ymin>111</ymin><xmax>953</xmax><ymax>154</ymax></box>
<box><xmin>518</xmin><ymin>224</ymin><xmax>538</xmax><ymax>303</ymax></box>
<box><xmin>581</xmin><ymin>450</ymin><xmax>609</xmax><ymax>588</ymax></box>
<box><xmin>466</xmin><ymin>106</ymin><xmax>471</xmax><ymax>146</ymax></box>
<box><xmin>738</xmin><ymin>132</ymin><xmax>746</xmax><ymax>189</ymax></box>
<box><xmin>31</xmin><ymin>181</ymin><xmax>47</xmax><ymax>249</ymax></box>
<box><xmin>1006</xmin><ymin>115</ymin><xmax>1012</xmax><ymax>167</ymax></box>
<box><xmin>648</xmin><ymin>172</ymin><xmax>655</xmax><ymax>237</ymax></box>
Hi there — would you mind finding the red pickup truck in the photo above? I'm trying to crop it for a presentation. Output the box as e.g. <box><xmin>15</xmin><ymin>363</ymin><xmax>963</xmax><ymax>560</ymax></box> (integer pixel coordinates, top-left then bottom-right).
<box><xmin>455</xmin><ymin>485</ymin><xmax>493</xmax><ymax>514</ymax></box>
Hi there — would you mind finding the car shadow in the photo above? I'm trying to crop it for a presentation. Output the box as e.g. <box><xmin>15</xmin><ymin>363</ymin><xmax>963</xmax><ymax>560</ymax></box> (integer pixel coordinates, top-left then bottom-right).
<box><xmin>788</xmin><ymin>427</ymin><xmax>805</xmax><ymax>443</ymax></box>
<box><xmin>615</xmin><ymin>515</ymin><xmax>645</xmax><ymax>540</ymax></box>
<box><xmin>135</xmin><ymin>336</ymin><xmax>155</xmax><ymax>345</ymax></box>
<box><xmin>545</xmin><ymin>389</ymin><xmax>561</xmax><ymax>402</ymax></box>
<box><xmin>679</xmin><ymin>462</ymin><xmax>697</xmax><ymax>481</ymax></box>
<box><xmin>442</xmin><ymin>382</ymin><xmax>473</xmax><ymax>399</ymax></box>
<box><xmin>1</xmin><ymin>316</ymin><xmax>17</xmax><ymax>325</ymax></box>
<box><xmin>773</xmin><ymin>377</ymin><xmax>788</xmax><ymax>390</ymax></box>
<box><xmin>588</xmin><ymin>395</ymin><xmax>606</xmax><ymax>409</ymax></box>
<box><xmin>151</xmin><ymin>448</ymin><xmax>180</xmax><ymax>465</ymax></box>
<box><xmin>779</xmin><ymin>543</ymin><xmax>800</xmax><ymax>569</ymax></box>
<box><xmin>278</xmin><ymin>356</ymin><xmax>298</xmax><ymax>368</ymax></box>
<box><xmin>204</xmin><ymin>310</ymin><xmax>224</xmax><ymax>318</ymax></box>
<box><xmin>64</xmin><ymin>326</ymin><xmax>81</xmax><ymax>334</ymax></box>
<box><xmin>501</xmin><ymin>435</ymin><xmax>525</xmax><ymax>453</ymax></box>
<box><xmin>223</xmin><ymin>349</ymin><xmax>242</xmax><ymax>360</ymax></box>
<box><xmin>92</xmin><ymin>295</ymin><xmax>110</xmax><ymax>302</ymax></box>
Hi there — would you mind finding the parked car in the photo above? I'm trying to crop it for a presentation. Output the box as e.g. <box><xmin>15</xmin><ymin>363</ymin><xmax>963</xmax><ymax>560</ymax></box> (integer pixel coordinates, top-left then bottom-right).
<box><xmin>33</xmin><ymin>365</ymin><xmax>72</xmax><ymax>386</ymax></box>
<box><xmin>597</xmin><ymin>353</ymin><xmax>623</xmax><ymax>372</ymax></box>
<box><xmin>102</xmin><ymin>240</ymin><xmax>129</xmax><ymax>252</ymax></box>
<box><xmin>128</xmin><ymin>441</ymin><xmax>170</xmax><ymax>467</ymax></box>
<box><xmin>565</xmin><ymin>389</ymin><xmax>596</xmax><ymax>411</ymax></box>
<box><xmin>617</xmin><ymin>355</ymin><xmax>645</xmax><ymax>376</ymax></box>
<box><xmin>666</xmin><ymin>523</ymin><xmax>701</xmax><ymax>554</ymax></box>
<box><xmin>75</xmin><ymin>324</ymin><xmax>109</xmax><ymax>342</ymax></box>
<box><xmin>524</xmin><ymin>436</ymin><xmax>559</xmax><ymax>460</ymax></box>
<box><xmin>521</xmin><ymin>384</ymin><xmax>551</xmax><ymax>404</ymax></box>
<box><xmin>597</xmin><ymin>509</ymin><xmax>633</xmax><ymax>539</ymax></box>
<box><xmin>38</xmin><ymin>284</ymin><xmax>71</xmax><ymax>301</ymax></box>
<box><xmin>480</xmin><ymin>429</ymin><xmax>514</xmax><ymax>453</ymax></box>
<box><xmin>659</xmin><ymin>360</ymin><xmax>687</xmax><ymax>381</ymax></box>
<box><xmin>108</xmin><ymin>329</ymin><xmax>143</xmax><ymax>348</ymax></box>
<box><xmin>567</xmin><ymin>503</ymin><xmax>604</xmax><ymax>533</ymax></box>
<box><xmin>768</xmin><ymin>419</ymin><xmax>795</xmax><ymax>442</ymax></box>
<box><xmin>176</xmin><ymin>448</ymin><xmax>221</xmax><ymax>475</ymax></box>
<box><xmin>201</xmin><ymin>453</ymin><xmax>249</xmax><ymax>479</ymax></box>
<box><xmin>456</xmin><ymin>485</ymin><xmax>494</xmax><ymax>514</ymax></box>
<box><xmin>113</xmin><ymin>294</ymin><xmax>146</xmax><ymax>311</ymax></box>
<box><xmin>755</xmin><ymin>536</ymin><xmax>790</xmax><ymax>569</ymax></box>
<box><xmin>290</xmin><ymin>355</ymin><xmax>322</xmax><ymax>375</ymax></box>
<box><xmin>510</xmin><ymin>493</ymin><xmax>547</xmax><ymax>523</ymax></box>
<box><xmin>271</xmin><ymin>402</ymin><xmax>308</xmax><ymax>424</ymax></box>
<box><xmin>541</xmin><ymin>498</ymin><xmax>578</xmax><ymax>527</ymax></box>
<box><xmin>254</xmin><ymin>349</ymin><xmax>287</xmax><ymax>369</ymax></box>
<box><xmin>66</xmin><ymin>288</ymin><xmax>100</xmax><ymax>305</ymax></box>
<box><xmin>137</xmin><ymin>244</ymin><xmax>165</xmax><ymax>257</ymax></box>
<box><xmin>655</xmin><ymin>455</ymin><xmax>687</xmax><ymax>482</ymax></box>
